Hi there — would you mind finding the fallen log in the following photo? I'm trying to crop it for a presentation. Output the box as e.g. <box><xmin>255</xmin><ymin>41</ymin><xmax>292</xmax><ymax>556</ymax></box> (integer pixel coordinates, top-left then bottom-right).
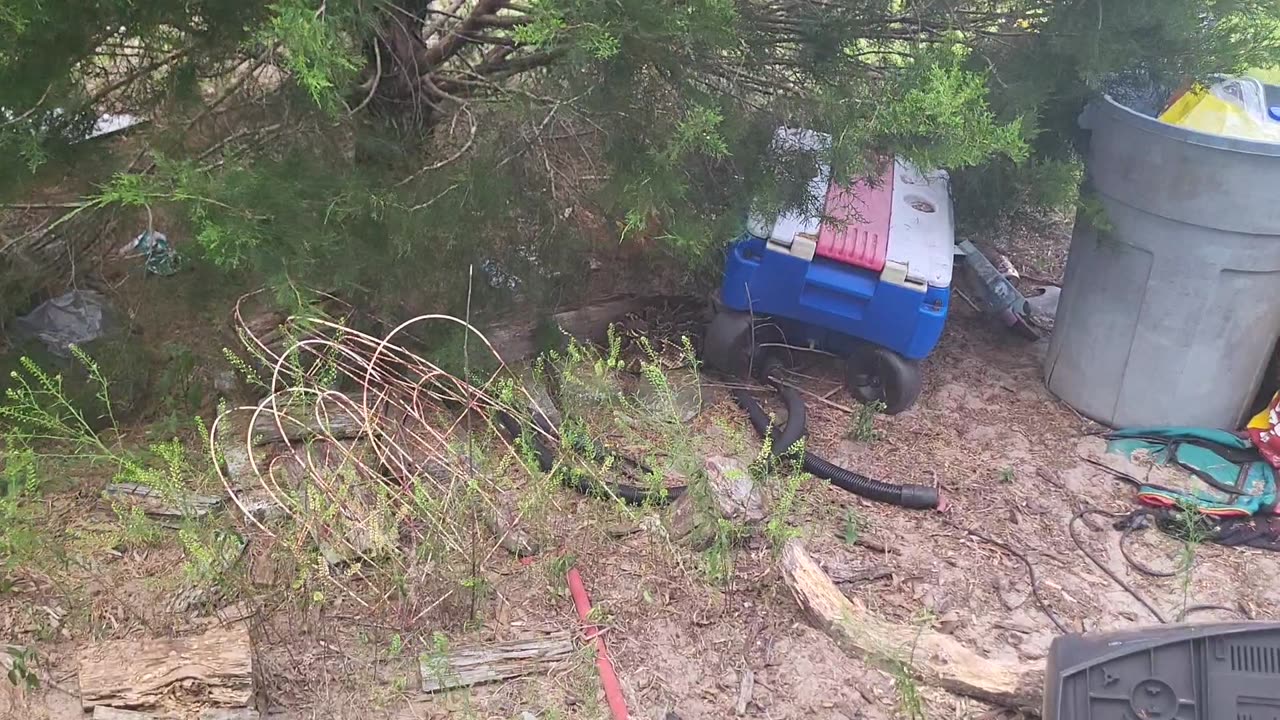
<box><xmin>780</xmin><ymin>540</ymin><xmax>1042</xmax><ymax>713</ymax></box>
<box><xmin>78</xmin><ymin>624</ymin><xmax>254</xmax><ymax>712</ymax></box>
<box><xmin>419</xmin><ymin>632</ymin><xmax>574</xmax><ymax>693</ymax></box>
<box><xmin>483</xmin><ymin>294</ymin><xmax>684</xmax><ymax>364</ymax></box>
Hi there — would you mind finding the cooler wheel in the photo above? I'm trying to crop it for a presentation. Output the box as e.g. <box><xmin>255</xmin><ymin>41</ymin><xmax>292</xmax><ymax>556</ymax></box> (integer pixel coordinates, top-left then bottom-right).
<box><xmin>845</xmin><ymin>345</ymin><xmax>921</xmax><ymax>415</ymax></box>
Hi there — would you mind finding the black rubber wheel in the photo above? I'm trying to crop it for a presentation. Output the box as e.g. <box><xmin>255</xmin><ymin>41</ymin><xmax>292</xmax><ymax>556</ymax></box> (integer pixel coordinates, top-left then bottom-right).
<box><xmin>845</xmin><ymin>345</ymin><xmax>922</xmax><ymax>415</ymax></box>
<box><xmin>703</xmin><ymin>309</ymin><xmax>785</xmax><ymax>379</ymax></box>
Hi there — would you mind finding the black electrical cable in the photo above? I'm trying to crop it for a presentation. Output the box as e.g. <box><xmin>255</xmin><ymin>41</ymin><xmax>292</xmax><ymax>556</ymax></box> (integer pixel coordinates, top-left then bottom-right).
<box><xmin>1177</xmin><ymin>604</ymin><xmax>1251</xmax><ymax>622</ymax></box>
<box><xmin>943</xmin><ymin>519</ymin><xmax>1070</xmax><ymax>634</ymax></box>
<box><xmin>1069</xmin><ymin>508</ymin><xmax>1169</xmax><ymax>624</ymax></box>
<box><xmin>1070</xmin><ymin>507</ymin><xmax>1252</xmax><ymax>626</ymax></box>
<box><xmin>496</xmin><ymin>410</ymin><xmax>686</xmax><ymax>505</ymax></box>
<box><xmin>733</xmin><ymin>387</ymin><xmax>940</xmax><ymax>510</ymax></box>
<box><xmin>1118</xmin><ymin>520</ymin><xmax>1178</xmax><ymax>578</ymax></box>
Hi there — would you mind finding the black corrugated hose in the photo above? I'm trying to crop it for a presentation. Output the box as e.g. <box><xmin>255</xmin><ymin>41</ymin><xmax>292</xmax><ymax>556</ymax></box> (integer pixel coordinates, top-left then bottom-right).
<box><xmin>496</xmin><ymin>410</ymin><xmax>686</xmax><ymax>505</ymax></box>
<box><xmin>733</xmin><ymin>385</ymin><xmax>940</xmax><ymax>510</ymax></box>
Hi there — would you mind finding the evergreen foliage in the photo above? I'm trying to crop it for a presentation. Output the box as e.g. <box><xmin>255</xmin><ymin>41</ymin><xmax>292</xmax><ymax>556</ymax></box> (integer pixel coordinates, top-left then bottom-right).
<box><xmin>1</xmin><ymin>1</ymin><xmax>1277</xmax><ymax>311</ymax></box>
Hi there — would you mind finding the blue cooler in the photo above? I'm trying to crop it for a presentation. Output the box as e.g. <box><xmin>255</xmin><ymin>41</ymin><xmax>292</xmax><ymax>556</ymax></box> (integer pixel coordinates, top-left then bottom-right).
<box><xmin>706</xmin><ymin>129</ymin><xmax>955</xmax><ymax>413</ymax></box>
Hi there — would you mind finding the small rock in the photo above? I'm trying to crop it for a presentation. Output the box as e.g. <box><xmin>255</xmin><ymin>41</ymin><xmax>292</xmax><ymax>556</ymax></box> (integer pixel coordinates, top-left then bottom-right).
<box><xmin>521</xmin><ymin>712</ymin><xmax>538</xmax><ymax>720</ymax></box>
<box><xmin>636</xmin><ymin>368</ymin><xmax>703</xmax><ymax>423</ymax></box>
<box><xmin>522</xmin><ymin>370</ymin><xmax>562</xmax><ymax>428</ymax></box>
<box><xmin>213</xmin><ymin>369</ymin><xmax>239</xmax><ymax>395</ymax></box>
<box><xmin>936</xmin><ymin>610</ymin><xmax>962</xmax><ymax>634</ymax></box>
<box><xmin>1017</xmin><ymin>646</ymin><xmax>1047</xmax><ymax>661</ymax></box>
<box><xmin>705</xmin><ymin>456</ymin><xmax>766</xmax><ymax>524</ymax></box>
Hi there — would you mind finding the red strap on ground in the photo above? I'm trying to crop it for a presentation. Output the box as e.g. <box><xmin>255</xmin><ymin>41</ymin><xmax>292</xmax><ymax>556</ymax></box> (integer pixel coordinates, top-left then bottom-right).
<box><xmin>567</xmin><ymin>567</ymin><xmax>629</xmax><ymax>720</ymax></box>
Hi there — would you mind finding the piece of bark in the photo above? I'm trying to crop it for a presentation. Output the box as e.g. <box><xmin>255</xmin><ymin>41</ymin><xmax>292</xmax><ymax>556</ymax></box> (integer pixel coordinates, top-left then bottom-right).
<box><xmin>215</xmin><ymin>601</ymin><xmax>258</xmax><ymax>626</ymax></box>
<box><xmin>853</xmin><ymin>536</ymin><xmax>900</xmax><ymax>555</ymax></box>
<box><xmin>667</xmin><ymin>456</ymin><xmax>764</xmax><ymax>548</ymax></box>
<box><xmin>993</xmin><ymin>619</ymin><xmax>1036</xmax><ymax>635</ymax></box>
<box><xmin>822</xmin><ymin>561</ymin><xmax>893</xmax><ymax>585</ymax></box>
<box><xmin>734</xmin><ymin>669</ymin><xmax>754</xmax><ymax>716</ymax></box>
<box><xmin>78</xmin><ymin>624</ymin><xmax>254</xmax><ymax>712</ymax></box>
<box><xmin>780</xmin><ymin>540</ymin><xmax>1041</xmax><ymax>712</ymax></box>
<box><xmin>419</xmin><ymin>632</ymin><xmax>574</xmax><ymax>693</ymax></box>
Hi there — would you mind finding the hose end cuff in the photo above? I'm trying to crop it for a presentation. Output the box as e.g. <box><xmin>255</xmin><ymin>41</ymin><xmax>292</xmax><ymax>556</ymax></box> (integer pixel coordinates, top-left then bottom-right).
<box><xmin>897</xmin><ymin>484</ymin><xmax>941</xmax><ymax>510</ymax></box>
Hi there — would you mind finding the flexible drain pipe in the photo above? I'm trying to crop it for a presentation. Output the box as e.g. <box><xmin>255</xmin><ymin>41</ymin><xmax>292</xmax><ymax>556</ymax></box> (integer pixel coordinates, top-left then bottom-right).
<box><xmin>733</xmin><ymin>387</ymin><xmax>940</xmax><ymax>510</ymax></box>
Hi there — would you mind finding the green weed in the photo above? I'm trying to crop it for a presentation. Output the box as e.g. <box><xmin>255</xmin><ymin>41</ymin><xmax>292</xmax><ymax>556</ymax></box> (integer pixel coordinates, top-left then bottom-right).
<box><xmin>762</xmin><ymin>441</ymin><xmax>808</xmax><ymax>548</ymax></box>
<box><xmin>891</xmin><ymin>609</ymin><xmax>936</xmax><ymax>720</ymax></box>
<box><xmin>842</xmin><ymin>509</ymin><xmax>865</xmax><ymax>545</ymax></box>
<box><xmin>703</xmin><ymin>518</ymin><xmax>747</xmax><ymax>584</ymax></box>
<box><xmin>848</xmin><ymin>400</ymin><xmax>886</xmax><ymax>443</ymax></box>
<box><xmin>1173</xmin><ymin>500</ymin><xmax>1210</xmax><ymax>619</ymax></box>
<box><xmin>892</xmin><ymin>660</ymin><xmax>925</xmax><ymax>720</ymax></box>
<box><xmin>5</xmin><ymin>646</ymin><xmax>39</xmax><ymax>690</ymax></box>
<box><xmin>419</xmin><ymin>631</ymin><xmax>455</xmax><ymax>690</ymax></box>
<box><xmin>998</xmin><ymin>466</ymin><xmax>1015</xmax><ymax>484</ymax></box>
<box><xmin>1</xmin><ymin>351</ymin><xmax>123</xmax><ymax>465</ymax></box>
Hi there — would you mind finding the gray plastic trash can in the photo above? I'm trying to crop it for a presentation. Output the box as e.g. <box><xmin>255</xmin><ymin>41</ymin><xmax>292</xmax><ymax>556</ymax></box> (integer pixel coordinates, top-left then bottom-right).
<box><xmin>1045</xmin><ymin>94</ymin><xmax>1280</xmax><ymax>429</ymax></box>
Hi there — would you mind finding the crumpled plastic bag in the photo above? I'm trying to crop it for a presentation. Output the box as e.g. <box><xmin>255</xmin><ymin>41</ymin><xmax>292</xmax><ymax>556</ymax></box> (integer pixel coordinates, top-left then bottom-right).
<box><xmin>1160</xmin><ymin>78</ymin><xmax>1280</xmax><ymax>142</ymax></box>
<box><xmin>118</xmin><ymin>229</ymin><xmax>181</xmax><ymax>275</ymax></box>
<box><xmin>1248</xmin><ymin>391</ymin><xmax>1280</xmax><ymax>471</ymax></box>
<box><xmin>12</xmin><ymin>290</ymin><xmax>115</xmax><ymax>357</ymax></box>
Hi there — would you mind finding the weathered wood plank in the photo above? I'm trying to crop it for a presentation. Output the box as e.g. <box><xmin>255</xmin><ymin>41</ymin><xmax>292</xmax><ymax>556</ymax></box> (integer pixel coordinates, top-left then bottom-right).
<box><xmin>90</xmin><ymin>706</ymin><xmax>261</xmax><ymax>719</ymax></box>
<box><xmin>247</xmin><ymin>393</ymin><xmax>368</xmax><ymax>445</ymax></box>
<box><xmin>77</xmin><ymin>624</ymin><xmax>254</xmax><ymax>712</ymax></box>
<box><xmin>419</xmin><ymin>632</ymin><xmax>574</xmax><ymax>693</ymax></box>
<box><xmin>780</xmin><ymin>540</ymin><xmax>1041</xmax><ymax>712</ymax></box>
<box><xmin>198</xmin><ymin>709</ymin><xmax>261</xmax><ymax>720</ymax></box>
<box><xmin>105</xmin><ymin>483</ymin><xmax>223</xmax><ymax>519</ymax></box>
<box><xmin>92</xmin><ymin>708</ymin><xmax>157</xmax><ymax>720</ymax></box>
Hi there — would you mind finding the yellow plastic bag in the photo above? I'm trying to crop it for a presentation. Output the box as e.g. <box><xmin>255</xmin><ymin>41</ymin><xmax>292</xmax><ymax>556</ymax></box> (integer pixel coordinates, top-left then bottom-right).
<box><xmin>1249</xmin><ymin>392</ymin><xmax>1276</xmax><ymax>431</ymax></box>
<box><xmin>1159</xmin><ymin>86</ymin><xmax>1280</xmax><ymax>141</ymax></box>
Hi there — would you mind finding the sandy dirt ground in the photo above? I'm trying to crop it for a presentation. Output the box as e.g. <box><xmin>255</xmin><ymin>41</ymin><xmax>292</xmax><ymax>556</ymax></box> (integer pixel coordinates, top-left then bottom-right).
<box><xmin>4</xmin><ymin>218</ymin><xmax>1279</xmax><ymax>720</ymax></box>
